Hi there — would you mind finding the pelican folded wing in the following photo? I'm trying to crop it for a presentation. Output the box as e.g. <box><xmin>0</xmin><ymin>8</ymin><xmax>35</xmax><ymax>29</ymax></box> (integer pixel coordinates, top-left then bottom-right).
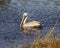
<box><xmin>23</xmin><ymin>21</ymin><xmax>41</xmax><ymax>28</ymax></box>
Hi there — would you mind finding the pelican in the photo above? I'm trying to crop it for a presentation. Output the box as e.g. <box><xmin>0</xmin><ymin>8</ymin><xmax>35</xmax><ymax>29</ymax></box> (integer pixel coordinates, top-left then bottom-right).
<box><xmin>20</xmin><ymin>12</ymin><xmax>42</xmax><ymax>31</ymax></box>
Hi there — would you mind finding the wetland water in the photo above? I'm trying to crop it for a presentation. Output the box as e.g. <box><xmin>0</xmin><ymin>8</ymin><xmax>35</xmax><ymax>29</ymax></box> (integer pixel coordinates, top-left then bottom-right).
<box><xmin>0</xmin><ymin>0</ymin><xmax>60</xmax><ymax>48</ymax></box>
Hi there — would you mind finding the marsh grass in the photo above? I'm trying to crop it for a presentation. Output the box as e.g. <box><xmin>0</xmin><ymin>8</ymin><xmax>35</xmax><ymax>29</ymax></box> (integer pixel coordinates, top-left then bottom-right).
<box><xmin>23</xmin><ymin>23</ymin><xmax>60</xmax><ymax>48</ymax></box>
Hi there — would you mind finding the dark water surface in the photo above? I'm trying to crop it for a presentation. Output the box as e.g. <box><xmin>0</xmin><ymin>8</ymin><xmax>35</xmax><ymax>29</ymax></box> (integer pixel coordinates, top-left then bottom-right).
<box><xmin>0</xmin><ymin>0</ymin><xmax>60</xmax><ymax>48</ymax></box>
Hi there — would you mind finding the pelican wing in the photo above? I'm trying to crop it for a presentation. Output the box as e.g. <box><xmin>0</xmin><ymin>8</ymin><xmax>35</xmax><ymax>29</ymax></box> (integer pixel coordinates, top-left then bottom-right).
<box><xmin>23</xmin><ymin>21</ymin><xmax>41</xmax><ymax>28</ymax></box>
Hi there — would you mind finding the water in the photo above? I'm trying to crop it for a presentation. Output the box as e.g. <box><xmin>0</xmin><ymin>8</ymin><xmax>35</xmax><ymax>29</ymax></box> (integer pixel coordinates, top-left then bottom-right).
<box><xmin>0</xmin><ymin>0</ymin><xmax>60</xmax><ymax>48</ymax></box>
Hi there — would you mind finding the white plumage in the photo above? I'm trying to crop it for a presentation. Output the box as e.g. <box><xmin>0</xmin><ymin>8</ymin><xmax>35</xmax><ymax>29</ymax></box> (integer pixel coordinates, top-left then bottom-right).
<box><xmin>23</xmin><ymin>21</ymin><xmax>40</xmax><ymax>28</ymax></box>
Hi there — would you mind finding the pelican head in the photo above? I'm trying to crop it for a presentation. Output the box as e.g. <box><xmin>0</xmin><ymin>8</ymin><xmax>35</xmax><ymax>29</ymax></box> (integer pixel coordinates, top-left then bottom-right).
<box><xmin>23</xmin><ymin>12</ymin><xmax>28</xmax><ymax>17</ymax></box>
<box><xmin>22</xmin><ymin>12</ymin><xmax>28</xmax><ymax>24</ymax></box>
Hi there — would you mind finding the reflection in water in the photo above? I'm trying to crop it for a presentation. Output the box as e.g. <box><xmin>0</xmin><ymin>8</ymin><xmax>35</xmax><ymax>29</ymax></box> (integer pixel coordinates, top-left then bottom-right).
<box><xmin>21</xmin><ymin>29</ymin><xmax>41</xmax><ymax>47</ymax></box>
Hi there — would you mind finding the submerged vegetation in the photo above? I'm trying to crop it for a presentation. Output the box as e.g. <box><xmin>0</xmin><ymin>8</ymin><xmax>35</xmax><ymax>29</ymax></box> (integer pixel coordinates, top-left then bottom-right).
<box><xmin>22</xmin><ymin>23</ymin><xmax>60</xmax><ymax>48</ymax></box>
